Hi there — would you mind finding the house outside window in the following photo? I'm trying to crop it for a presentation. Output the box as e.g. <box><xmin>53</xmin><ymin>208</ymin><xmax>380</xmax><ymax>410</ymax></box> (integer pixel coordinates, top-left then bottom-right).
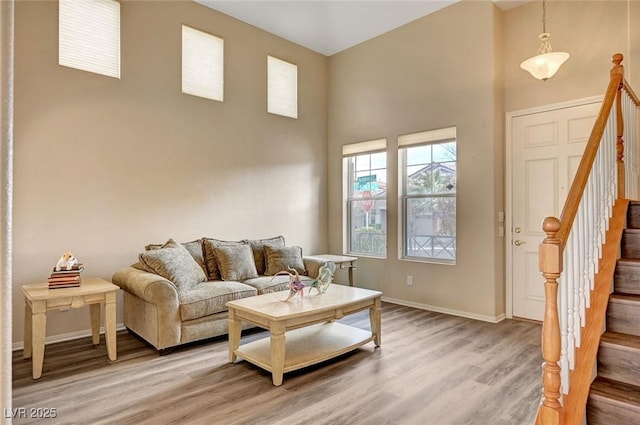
<box><xmin>400</xmin><ymin>127</ymin><xmax>457</xmax><ymax>263</ymax></box>
<box><xmin>343</xmin><ymin>139</ymin><xmax>387</xmax><ymax>258</ymax></box>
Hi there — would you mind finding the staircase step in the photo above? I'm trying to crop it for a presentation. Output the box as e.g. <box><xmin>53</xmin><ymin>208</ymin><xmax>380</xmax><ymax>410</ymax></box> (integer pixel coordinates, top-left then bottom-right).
<box><xmin>628</xmin><ymin>201</ymin><xmax>640</xmax><ymax>229</ymax></box>
<box><xmin>587</xmin><ymin>377</ymin><xmax>640</xmax><ymax>425</ymax></box>
<box><xmin>614</xmin><ymin>259</ymin><xmax>640</xmax><ymax>295</ymax></box>
<box><xmin>621</xmin><ymin>229</ymin><xmax>640</xmax><ymax>259</ymax></box>
<box><xmin>607</xmin><ymin>294</ymin><xmax>640</xmax><ymax>337</ymax></box>
<box><xmin>598</xmin><ymin>331</ymin><xmax>640</xmax><ymax>387</ymax></box>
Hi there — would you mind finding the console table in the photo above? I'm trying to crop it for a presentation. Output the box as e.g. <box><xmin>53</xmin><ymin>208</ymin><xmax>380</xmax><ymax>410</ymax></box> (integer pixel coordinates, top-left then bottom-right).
<box><xmin>307</xmin><ymin>254</ymin><xmax>357</xmax><ymax>286</ymax></box>
<box><xmin>22</xmin><ymin>277</ymin><xmax>119</xmax><ymax>379</ymax></box>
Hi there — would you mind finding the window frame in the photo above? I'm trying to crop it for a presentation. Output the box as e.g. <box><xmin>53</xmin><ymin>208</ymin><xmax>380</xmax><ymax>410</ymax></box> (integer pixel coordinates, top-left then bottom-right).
<box><xmin>399</xmin><ymin>130</ymin><xmax>457</xmax><ymax>264</ymax></box>
<box><xmin>342</xmin><ymin>140</ymin><xmax>387</xmax><ymax>259</ymax></box>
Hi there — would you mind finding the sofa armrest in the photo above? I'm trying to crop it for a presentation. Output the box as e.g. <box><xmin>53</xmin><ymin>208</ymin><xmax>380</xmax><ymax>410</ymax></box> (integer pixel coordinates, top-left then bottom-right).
<box><xmin>112</xmin><ymin>267</ymin><xmax>179</xmax><ymax>309</ymax></box>
<box><xmin>303</xmin><ymin>257</ymin><xmax>335</xmax><ymax>279</ymax></box>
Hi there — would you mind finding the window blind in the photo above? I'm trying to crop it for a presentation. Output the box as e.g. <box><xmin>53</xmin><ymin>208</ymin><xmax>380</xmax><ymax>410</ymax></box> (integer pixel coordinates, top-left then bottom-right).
<box><xmin>182</xmin><ymin>25</ymin><xmax>224</xmax><ymax>102</ymax></box>
<box><xmin>267</xmin><ymin>55</ymin><xmax>297</xmax><ymax>119</ymax></box>
<box><xmin>342</xmin><ymin>139</ymin><xmax>387</xmax><ymax>157</ymax></box>
<box><xmin>59</xmin><ymin>0</ymin><xmax>120</xmax><ymax>79</ymax></box>
<box><xmin>398</xmin><ymin>126</ymin><xmax>457</xmax><ymax>147</ymax></box>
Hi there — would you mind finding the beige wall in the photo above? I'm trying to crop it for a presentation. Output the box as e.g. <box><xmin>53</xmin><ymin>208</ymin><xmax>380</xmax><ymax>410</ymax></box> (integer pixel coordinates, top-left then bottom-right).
<box><xmin>10</xmin><ymin>0</ymin><xmax>640</xmax><ymax>343</ymax></box>
<box><xmin>328</xmin><ymin>1</ymin><xmax>506</xmax><ymax>320</ymax></box>
<box><xmin>12</xmin><ymin>0</ymin><xmax>328</xmax><ymax>343</ymax></box>
<box><xmin>503</xmin><ymin>0</ymin><xmax>637</xmax><ymax>112</ymax></box>
<box><xmin>327</xmin><ymin>0</ymin><xmax>638</xmax><ymax>321</ymax></box>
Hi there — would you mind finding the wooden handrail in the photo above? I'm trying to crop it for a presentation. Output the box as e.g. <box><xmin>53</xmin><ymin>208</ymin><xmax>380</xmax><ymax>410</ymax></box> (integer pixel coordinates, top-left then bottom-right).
<box><xmin>555</xmin><ymin>54</ymin><xmax>623</xmax><ymax>246</ymax></box>
<box><xmin>536</xmin><ymin>53</ymin><xmax>636</xmax><ymax>425</ymax></box>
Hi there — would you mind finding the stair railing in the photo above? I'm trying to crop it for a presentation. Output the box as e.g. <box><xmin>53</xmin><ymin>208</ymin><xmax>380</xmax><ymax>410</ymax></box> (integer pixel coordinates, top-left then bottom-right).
<box><xmin>537</xmin><ymin>54</ymin><xmax>640</xmax><ymax>425</ymax></box>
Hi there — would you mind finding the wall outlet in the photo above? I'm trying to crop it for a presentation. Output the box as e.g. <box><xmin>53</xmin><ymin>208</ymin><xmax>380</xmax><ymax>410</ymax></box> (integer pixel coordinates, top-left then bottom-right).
<box><xmin>407</xmin><ymin>275</ymin><xmax>413</xmax><ymax>285</ymax></box>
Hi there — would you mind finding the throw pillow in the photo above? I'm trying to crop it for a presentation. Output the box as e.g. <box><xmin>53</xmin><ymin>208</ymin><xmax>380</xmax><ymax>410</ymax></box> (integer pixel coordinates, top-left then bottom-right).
<box><xmin>145</xmin><ymin>239</ymin><xmax>206</xmax><ymax>274</ymax></box>
<box><xmin>245</xmin><ymin>236</ymin><xmax>285</xmax><ymax>275</ymax></box>
<box><xmin>202</xmin><ymin>238</ymin><xmax>245</xmax><ymax>281</ymax></box>
<box><xmin>213</xmin><ymin>244</ymin><xmax>259</xmax><ymax>281</ymax></box>
<box><xmin>264</xmin><ymin>245</ymin><xmax>306</xmax><ymax>276</ymax></box>
<box><xmin>138</xmin><ymin>238</ymin><xmax>206</xmax><ymax>292</ymax></box>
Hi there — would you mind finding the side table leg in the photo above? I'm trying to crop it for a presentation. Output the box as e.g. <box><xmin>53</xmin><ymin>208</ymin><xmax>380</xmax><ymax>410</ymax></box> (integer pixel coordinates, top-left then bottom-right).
<box><xmin>370</xmin><ymin>297</ymin><xmax>381</xmax><ymax>347</ymax></box>
<box><xmin>228</xmin><ymin>308</ymin><xmax>241</xmax><ymax>363</ymax></box>
<box><xmin>105</xmin><ymin>292</ymin><xmax>117</xmax><ymax>361</ymax></box>
<box><xmin>89</xmin><ymin>303</ymin><xmax>101</xmax><ymax>345</ymax></box>
<box><xmin>23</xmin><ymin>302</ymin><xmax>32</xmax><ymax>359</ymax></box>
<box><xmin>31</xmin><ymin>301</ymin><xmax>46</xmax><ymax>379</ymax></box>
<box><xmin>270</xmin><ymin>323</ymin><xmax>286</xmax><ymax>386</ymax></box>
<box><xmin>348</xmin><ymin>262</ymin><xmax>356</xmax><ymax>287</ymax></box>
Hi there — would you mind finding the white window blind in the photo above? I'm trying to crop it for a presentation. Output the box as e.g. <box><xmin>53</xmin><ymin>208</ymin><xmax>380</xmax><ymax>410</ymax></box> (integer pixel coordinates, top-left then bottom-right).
<box><xmin>267</xmin><ymin>56</ymin><xmax>297</xmax><ymax>119</ymax></box>
<box><xmin>398</xmin><ymin>126</ymin><xmax>457</xmax><ymax>147</ymax></box>
<box><xmin>59</xmin><ymin>0</ymin><xmax>121</xmax><ymax>79</ymax></box>
<box><xmin>342</xmin><ymin>138</ymin><xmax>387</xmax><ymax>157</ymax></box>
<box><xmin>182</xmin><ymin>25</ymin><xmax>224</xmax><ymax>102</ymax></box>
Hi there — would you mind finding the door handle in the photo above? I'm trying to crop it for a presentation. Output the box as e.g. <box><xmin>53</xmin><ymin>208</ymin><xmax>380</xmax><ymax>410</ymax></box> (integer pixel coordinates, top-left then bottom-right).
<box><xmin>514</xmin><ymin>240</ymin><xmax>526</xmax><ymax>246</ymax></box>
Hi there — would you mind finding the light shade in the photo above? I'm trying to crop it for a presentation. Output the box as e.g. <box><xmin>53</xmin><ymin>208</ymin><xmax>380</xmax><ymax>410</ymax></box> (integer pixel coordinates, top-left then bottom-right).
<box><xmin>520</xmin><ymin>51</ymin><xmax>570</xmax><ymax>81</ymax></box>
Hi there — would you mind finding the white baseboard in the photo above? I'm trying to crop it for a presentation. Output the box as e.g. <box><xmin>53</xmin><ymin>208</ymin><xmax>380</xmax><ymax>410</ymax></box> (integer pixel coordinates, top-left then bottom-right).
<box><xmin>12</xmin><ymin>323</ymin><xmax>126</xmax><ymax>351</ymax></box>
<box><xmin>382</xmin><ymin>297</ymin><xmax>506</xmax><ymax>324</ymax></box>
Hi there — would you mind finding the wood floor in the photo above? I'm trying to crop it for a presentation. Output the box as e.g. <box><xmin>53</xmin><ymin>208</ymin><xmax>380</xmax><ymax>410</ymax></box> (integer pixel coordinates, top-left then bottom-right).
<box><xmin>12</xmin><ymin>303</ymin><xmax>542</xmax><ymax>425</ymax></box>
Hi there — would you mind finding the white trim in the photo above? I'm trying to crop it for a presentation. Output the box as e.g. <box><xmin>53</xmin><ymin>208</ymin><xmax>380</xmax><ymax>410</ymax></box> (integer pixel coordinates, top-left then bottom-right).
<box><xmin>504</xmin><ymin>95</ymin><xmax>603</xmax><ymax>319</ymax></box>
<box><xmin>12</xmin><ymin>323</ymin><xmax>126</xmax><ymax>351</ymax></box>
<box><xmin>383</xmin><ymin>297</ymin><xmax>506</xmax><ymax>324</ymax></box>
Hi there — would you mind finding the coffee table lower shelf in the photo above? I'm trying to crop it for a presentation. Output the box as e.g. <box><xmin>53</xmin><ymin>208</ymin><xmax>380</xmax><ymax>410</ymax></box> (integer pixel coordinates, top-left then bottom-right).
<box><xmin>234</xmin><ymin>321</ymin><xmax>373</xmax><ymax>376</ymax></box>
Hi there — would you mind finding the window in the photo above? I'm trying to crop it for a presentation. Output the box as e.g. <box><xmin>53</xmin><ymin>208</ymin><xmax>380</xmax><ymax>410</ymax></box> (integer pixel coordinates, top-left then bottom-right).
<box><xmin>400</xmin><ymin>127</ymin><xmax>457</xmax><ymax>263</ymax></box>
<box><xmin>267</xmin><ymin>56</ymin><xmax>297</xmax><ymax>119</ymax></box>
<box><xmin>59</xmin><ymin>0</ymin><xmax>120</xmax><ymax>79</ymax></box>
<box><xmin>182</xmin><ymin>25</ymin><xmax>224</xmax><ymax>102</ymax></box>
<box><xmin>343</xmin><ymin>139</ymin><xmax>387</xmax><ymax>258</ymax></box>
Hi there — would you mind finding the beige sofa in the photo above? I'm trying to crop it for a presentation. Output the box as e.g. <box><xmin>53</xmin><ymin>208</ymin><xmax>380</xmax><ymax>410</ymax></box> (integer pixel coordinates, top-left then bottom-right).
<box><xmin>112</xmin><ymin>236</ymin><xmax>328</xmax><ymax>353</ymax></box>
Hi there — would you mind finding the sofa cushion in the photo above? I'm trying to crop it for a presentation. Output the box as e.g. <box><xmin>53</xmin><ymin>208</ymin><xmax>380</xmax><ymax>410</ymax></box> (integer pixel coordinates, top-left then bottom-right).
<box><xmin>138</xmin><ymin>239</ymin><xmax>206</xmax><ymax>293</ymax></box>
<box><xmin>179</xmin><ymin>281</ymin><xmax>257</xmax><ymax>321</ymax></box>
<box><xmin>264</xmin><ymin>245</ymin><xmax>306</xmax><ymax>276</ymax></box>
<box><xmin>202</xmin><ymin>238</ymin><xmax>245</xmax><ymax>281</ymax></box>
<box><xmin>245</xmin><ymin>236</ymin><xmax>285</xmax><ymax>275</ymax></box>
<box><xmin>243</xmin><ymin>274</ymin><xmax>313</xmax><ymax>295</ymax></box>
<box><xmin>145</xmin><ymin>239</ymin><xmax>206</xmax><ymax>274</ymax></box>
<box><xmin>214</xmin><ymin>244</ymin><xmax>259</xmax><ymax>281</ymax></box>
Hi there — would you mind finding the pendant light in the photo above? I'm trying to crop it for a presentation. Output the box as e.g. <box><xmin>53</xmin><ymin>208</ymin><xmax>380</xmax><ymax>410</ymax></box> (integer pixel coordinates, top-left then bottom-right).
<box><xmin>520</xmin><ymin>0</ymin><xmax>569</xmax><ymax>81</ymax></box>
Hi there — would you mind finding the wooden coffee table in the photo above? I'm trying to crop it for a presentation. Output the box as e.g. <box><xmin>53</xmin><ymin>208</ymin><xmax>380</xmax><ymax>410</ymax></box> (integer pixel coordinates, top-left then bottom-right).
<box><xmin>227</xmin><ymin>284</ymin><xmax>382</xmax><ymax>386</ymax></box>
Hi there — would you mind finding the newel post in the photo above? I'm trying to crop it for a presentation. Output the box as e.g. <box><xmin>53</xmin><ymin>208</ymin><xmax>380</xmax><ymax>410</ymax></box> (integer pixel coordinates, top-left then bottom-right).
<box><xmin>537</xmin><ymin>217</ymin><xmax>563</xmax><ymax>425</ymax></box>
<box><xmin>612</xmin><ymin>53</ymin><xmax>625</xmax><ymax>198</ymax></box>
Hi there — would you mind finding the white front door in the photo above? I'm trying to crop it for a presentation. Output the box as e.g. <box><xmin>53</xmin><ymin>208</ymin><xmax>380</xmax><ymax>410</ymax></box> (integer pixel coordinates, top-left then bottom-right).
<box><xmin>509</xmin><ymin>100</ymin><xmax>601</xmax><ymax>321</ymax></box>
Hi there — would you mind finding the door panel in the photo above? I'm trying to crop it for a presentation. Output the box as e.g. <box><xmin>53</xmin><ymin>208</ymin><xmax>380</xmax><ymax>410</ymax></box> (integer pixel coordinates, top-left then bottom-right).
<box><xmin>511</xmin><ymin>101</ymin><xmax>600</xmax><ymax>320</ymax></box>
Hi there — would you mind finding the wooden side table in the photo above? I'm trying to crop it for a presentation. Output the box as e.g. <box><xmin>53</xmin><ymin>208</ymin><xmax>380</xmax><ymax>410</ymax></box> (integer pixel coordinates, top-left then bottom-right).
<box><xmin>22</xmin><ymin>277</ymin><xmax>119</xmax><ymax>379</ymax></box>
<box><xmin>307</xmin><ymin>254</ymin><xmax>357</xmax><ymax>286</ymax></box>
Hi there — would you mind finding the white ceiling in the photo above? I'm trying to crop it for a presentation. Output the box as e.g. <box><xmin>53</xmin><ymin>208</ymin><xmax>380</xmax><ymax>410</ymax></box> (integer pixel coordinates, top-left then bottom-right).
<box><xmin>194</xmin><ymin>0</ymin><xmax>531</xmax><ymax>56</ymax></box>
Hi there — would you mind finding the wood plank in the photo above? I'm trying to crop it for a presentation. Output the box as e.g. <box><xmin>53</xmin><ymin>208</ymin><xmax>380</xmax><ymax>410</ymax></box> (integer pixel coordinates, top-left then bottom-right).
<box><xmin>11</xmin><ymin>303</ymin><xmax>542</xmax><ymax>425</ymax></box>
<box><xmin>587</xmin><ymin>377</ymin><xmax>640</xmax><ymax>425</ymax></box>
<box><xmin>607</xmin><ymin>294</ymin><xmax>640</xmax><ymax>337</ymax></box>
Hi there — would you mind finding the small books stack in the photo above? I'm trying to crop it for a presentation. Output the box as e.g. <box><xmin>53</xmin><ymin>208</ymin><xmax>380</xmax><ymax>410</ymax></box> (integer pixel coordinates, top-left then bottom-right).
<box><xmin>48</xmin><ymin>264</ymin><xmax>84</xmax><ymax>289</ymax></box>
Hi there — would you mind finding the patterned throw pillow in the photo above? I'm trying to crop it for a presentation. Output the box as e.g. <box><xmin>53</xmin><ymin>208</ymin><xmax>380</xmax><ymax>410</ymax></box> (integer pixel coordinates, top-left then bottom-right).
<box><xmin>245</xmin><ymin>236</ymin><xmax>285</xmax><ymax>275</ymax></box>
<box><xmin>145</xmin><ymin>239</ymin><xmax>206</xmax><ymax>274</ymax></box>
<box><xmin>213</xmin><ymin>244</ymin><xmax>259</xmax><ymax>281</ymax></box>
<box><xmin>202</xmin><ymin>238</ymin><xmax>245</xmax><ymax>281</ymax></box>
<box><xmin>138</xmin><ymin>239</ymin><xmax>206</xmax><ymax>292</ymax></box>
<box><xmin>264</xmin><ymin>245</ymin><xmax>306</xmax><ymax>276</ymax></box>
